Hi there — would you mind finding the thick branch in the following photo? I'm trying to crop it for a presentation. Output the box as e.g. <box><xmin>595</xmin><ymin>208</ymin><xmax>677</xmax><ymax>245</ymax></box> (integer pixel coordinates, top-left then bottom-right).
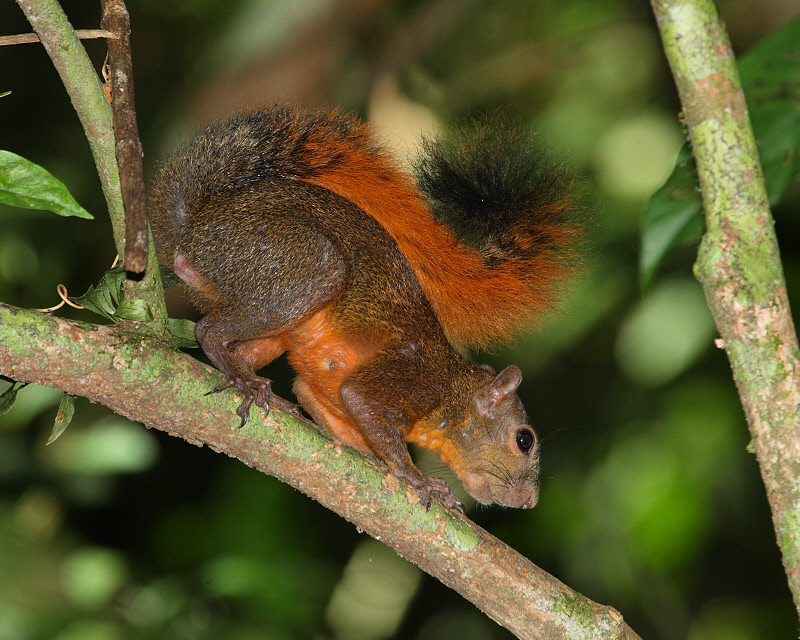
<box><xmin>651</xmin><ymin>0</ymin><xmax>800</xmax><ymax>614</ymax></box>
<box><xmin>0</xmin><ymin>302</ymin><xmax>641</xmax><ymax>640</ymax></box>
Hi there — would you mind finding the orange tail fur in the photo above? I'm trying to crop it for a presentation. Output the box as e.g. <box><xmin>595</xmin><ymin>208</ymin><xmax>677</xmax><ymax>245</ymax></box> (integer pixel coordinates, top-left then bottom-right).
<box><xmin>284</xmin><ymin>109</ymin><xmax>582</xmax><ymax>349</ymax></box>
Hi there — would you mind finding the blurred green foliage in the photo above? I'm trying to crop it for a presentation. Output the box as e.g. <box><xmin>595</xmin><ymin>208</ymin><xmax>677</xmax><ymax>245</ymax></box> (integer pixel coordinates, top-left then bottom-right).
<box><xmin>1</xmin><ymin>1</ymin><xmax>799</xmax><ymax>639</ymax></box>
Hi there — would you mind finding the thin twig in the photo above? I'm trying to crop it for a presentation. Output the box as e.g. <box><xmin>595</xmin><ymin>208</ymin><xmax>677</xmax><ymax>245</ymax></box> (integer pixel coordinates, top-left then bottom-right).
<box><xmin>0</xmin><ymin>29</ymin><xmax>117</xmax><ymax>46</ymax></box>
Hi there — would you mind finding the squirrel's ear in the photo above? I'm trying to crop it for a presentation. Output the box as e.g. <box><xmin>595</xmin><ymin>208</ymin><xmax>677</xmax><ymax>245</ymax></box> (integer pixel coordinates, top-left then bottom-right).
<box><xmin>475</xmin><ymin>364</ymin><xmax>522</xmax><ymax>415</ymax></box>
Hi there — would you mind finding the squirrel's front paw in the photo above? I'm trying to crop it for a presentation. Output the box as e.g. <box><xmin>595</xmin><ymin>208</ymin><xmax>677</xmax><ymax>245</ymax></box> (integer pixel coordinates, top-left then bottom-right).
<box><xmin>387</xmin><ymin>463</ymin><xmax>465</xmax><ymax>512</ymax></box>
<box><xmin>418</xmin><ymin>477</ymin><xmax>464</xmax><ymax>512</ymax></box>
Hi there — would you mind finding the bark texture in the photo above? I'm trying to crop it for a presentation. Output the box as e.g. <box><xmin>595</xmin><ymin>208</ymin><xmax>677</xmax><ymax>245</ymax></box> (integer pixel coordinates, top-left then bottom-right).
<box><xmin>651</xmin><ymin>0</ymin><xmax>800</xmax><ymax>615</ymax></box>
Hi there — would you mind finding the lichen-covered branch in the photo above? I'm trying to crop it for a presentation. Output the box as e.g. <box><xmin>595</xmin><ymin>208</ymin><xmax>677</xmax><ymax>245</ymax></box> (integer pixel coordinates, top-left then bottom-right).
<box><xmin>0</xmin><ymin>302</ymin><xmax>640</xmax><ymax>640</ymax></box>
<box><xmin>650</xmin><ymin>0</ymin><xmax>800</xmax><ymax>615</ymax></box>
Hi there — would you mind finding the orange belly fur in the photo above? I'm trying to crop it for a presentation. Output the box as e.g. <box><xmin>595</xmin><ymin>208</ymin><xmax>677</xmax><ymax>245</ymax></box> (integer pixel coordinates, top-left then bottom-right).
<box><xmin>284</xmin><ymin>307</ymin><xmax>383</xmax><ymax>455</ymax></box>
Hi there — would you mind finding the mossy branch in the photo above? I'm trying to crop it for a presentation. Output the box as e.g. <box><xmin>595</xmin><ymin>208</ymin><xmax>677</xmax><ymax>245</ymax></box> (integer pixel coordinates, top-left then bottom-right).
<box><xmin>0</xmin><ymin>303</ymin><xmax>641</xmax><ymax>640</ymax></box>
<box><xmin>650</xmin><ymin>0</ymin><xmax>800</xmax><ymax>616</ymax></box>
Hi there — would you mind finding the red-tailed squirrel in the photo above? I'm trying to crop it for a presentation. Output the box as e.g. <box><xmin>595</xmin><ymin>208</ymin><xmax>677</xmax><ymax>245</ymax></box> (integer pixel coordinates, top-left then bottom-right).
<box><xmin>150</xmin><ymin>105</ymin><xmax>581</xmax><ymax>511</ymax></box>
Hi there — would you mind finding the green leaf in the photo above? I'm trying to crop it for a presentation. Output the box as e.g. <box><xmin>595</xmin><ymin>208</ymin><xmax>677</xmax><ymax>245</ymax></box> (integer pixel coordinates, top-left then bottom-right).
<box><xmin>47</xmin><ymin>393</ymin><xmax>76</xmax><ymax>445</ymax></box>
<box><xmin>0</xmin><ymin>150</ymin><xmax>93</xmax><ymax>219</ymax></box>
<box><xmin>748</xmin><ymin>98</ymin><xmax>800</xmax><ymax>205</ymax></box>
<box><xmin>72</xmin><ymin>267</ymin><xmax>159</xmax><ymax>324</ymax></box>
<box><xmin>72</xmin><ymin>267</ymin><xmax>127</xmax><ymax>322</ymax></box>
<box><xmin>738</xmin><ymin>15</ymin><xmax>800</xmax><ymax>205</ymax></box>
<box><xmin>73</xmin><ymin>284</ymin><xmax>115</xmax><ymax>321</ymax></box>
<box><xmin>0</xmin><ymin>377</ymin><xmax>14</xmax><ymax>395</ymax></box>
<box><xmin>168</xmin><ymin>318</ymin><xmax>199</xmax><ymax>349</ymax></box>
<box><xmin>641</xmin><ymin>16</ymin><xmax>800</xmax><ymax>287</ymax></box>
<box><xmin>103</xmin><ymin>269</ymin><xmax>126</xmax><ymax>308</ymax></box>
<box><xmin>0</xmin><ymin>379</ymin><xmax>27</xmax><ymax>416</ymax></box>
<box><xmin>640</xmin><ymin>145</ymin><xmax>705</xmax><ymax>290</ymax></box>
<box><xmin>114</xmin><ymin>299</ymin><xmax>154</xmax><ymax>322</ymax></box>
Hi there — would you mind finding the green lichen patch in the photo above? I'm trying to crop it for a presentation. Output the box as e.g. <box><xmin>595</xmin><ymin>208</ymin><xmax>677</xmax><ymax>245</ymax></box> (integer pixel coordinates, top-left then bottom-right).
<box><xmin>444</xmin><ymin>516</ymin><xmax>481</xmax><ymax>552</ymax></box>
<box><xmin>550</xmin><ymin>590</ymin><xmax>596</xmax><ymax>628</ymax></box>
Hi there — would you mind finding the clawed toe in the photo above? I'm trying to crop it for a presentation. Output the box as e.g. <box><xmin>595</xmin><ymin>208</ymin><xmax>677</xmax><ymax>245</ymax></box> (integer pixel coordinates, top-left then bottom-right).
<box><xmin>235</xmin><ymin>395</ymin><xmax>254</xmax><ymax>428</ymax></box>
<box><xmin>252</xmin><ymin>380</ymin><xmax>272</xmax><ymax>413</ymax></box>
<box><xmin>205</xmin><ymin>379</ymin><xmax>236</xmax><ymax>396</ymax></box>
<box><xmin>404</xmin><ymin>473</ymin><xmax>462</xmax><ymax>512</ymax></box>
<box><xmin>443</xmin><ymin>492</ymin><xmax>465</xmax><ymax>513</ymax></box>
<box><xmin>425</xmin><ymin>478</ymin><xmax>463</xmax><ymax>512</ymax></box>
<box><xmin>206</xmin><ymin>374</ymin><xmax>294</xmax><ymax>426</ymax></box>
<box><xmin>270</xmin><ymin>396</ymin><xmax>302</xmax><ymax>415</ymax></box>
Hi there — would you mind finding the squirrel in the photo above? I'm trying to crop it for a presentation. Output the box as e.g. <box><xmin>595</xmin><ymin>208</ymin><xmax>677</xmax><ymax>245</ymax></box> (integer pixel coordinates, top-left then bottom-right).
<box><xmin>149</xmin><ymin>105</ymin><xmax>581</xmax><ymax>511</ymax></box>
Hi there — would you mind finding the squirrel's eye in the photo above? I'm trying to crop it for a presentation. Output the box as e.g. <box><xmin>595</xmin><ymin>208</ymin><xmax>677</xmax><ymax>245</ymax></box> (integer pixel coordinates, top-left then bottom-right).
<box><xmin>515</xmin><ymin>429</ymin><xmax>535</xmax><ymax>454</ymax></box>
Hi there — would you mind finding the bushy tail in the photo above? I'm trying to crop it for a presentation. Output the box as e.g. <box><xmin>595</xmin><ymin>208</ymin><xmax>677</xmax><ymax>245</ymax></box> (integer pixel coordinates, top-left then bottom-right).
<box><xmin>151</xmin><ymin>105</ymin><xmax>582</xmax><ymax>349</ymax></box>
<box><xmin>411</xmin><ymin>116</ymin><xmax>583</xmax><ymax>348</ymax></box>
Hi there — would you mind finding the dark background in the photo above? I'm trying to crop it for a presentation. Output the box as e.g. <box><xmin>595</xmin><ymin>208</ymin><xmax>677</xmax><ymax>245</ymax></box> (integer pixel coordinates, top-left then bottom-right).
<box><xmin>1</xmin><ymin>1</ymin><xmax>800</xmax><ymax>638</ymax></box>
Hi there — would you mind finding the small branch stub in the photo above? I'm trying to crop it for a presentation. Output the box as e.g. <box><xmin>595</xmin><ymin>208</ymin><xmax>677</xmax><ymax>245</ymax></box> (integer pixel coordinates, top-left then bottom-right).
<box><xmin>0</xmin><ymin>29</ymin><xmax>117</xmax><ymax>46</ymax></box>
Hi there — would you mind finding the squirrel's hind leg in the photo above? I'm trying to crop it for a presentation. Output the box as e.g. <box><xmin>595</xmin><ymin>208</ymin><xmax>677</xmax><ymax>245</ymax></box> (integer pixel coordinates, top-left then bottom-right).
<box><xmin>180</xmin><ymin>211</ymin><xmax>347</xmax><ymax>426</ymax></box>
<box><xmin>196</xmin><ymin>317</ymin><xmax>297</xmax><ymax>426</ymax></box>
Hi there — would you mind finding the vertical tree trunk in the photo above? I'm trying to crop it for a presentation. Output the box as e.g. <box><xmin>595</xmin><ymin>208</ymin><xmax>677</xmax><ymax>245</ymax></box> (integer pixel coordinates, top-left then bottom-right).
<box><xmin>650</xmin><ymin>0</ymin><xmax>800</xmax><ymax>616</ymax></box>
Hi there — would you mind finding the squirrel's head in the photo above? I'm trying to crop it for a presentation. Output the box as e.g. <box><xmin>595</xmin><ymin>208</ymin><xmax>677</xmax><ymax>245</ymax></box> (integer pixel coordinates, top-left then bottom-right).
<box><xmin>447</xmin><ymin>364</ymin><xmax>540</xmax><ymax>509</ymax></box>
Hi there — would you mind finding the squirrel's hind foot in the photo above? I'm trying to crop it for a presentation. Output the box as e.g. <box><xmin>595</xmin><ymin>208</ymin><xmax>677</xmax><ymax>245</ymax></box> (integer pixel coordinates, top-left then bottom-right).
<box><xmin>206</xmin><ymin>374</ymin><xmax>300</xmax><ymax>427</ymax></box>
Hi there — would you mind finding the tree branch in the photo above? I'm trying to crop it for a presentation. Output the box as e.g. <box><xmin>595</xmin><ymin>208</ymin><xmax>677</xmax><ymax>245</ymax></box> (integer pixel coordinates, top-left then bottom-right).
<box><xmin>101</xmin><ymin>0</ymin><xmax>148</xmax><ymax>275</ymax></box>
<box><xmin>0</xmin><ymin>302</ymin><xmax>641</xmax><ymax>640</ymax></box>
<box><xmin>15</xmin><ymin>0</ymin><xmax>168</xmax><ymax>329</ymax></box>
<box><xmin>650</xmin><ymin>0</ymin><xmax>800</xmax><ymax>615</ymax></box>
<box><xmin>0</xmin><ymin>29</ymin><xmax>116</xmax><ymax>46</ymax></box>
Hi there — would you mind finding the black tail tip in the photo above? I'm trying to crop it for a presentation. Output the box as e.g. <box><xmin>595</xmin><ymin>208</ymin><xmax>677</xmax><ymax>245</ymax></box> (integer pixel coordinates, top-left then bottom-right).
<box><xmin>413</xmin><ymin>115</ymin><xmax>577</xmax><ymax>251</ymax></box>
